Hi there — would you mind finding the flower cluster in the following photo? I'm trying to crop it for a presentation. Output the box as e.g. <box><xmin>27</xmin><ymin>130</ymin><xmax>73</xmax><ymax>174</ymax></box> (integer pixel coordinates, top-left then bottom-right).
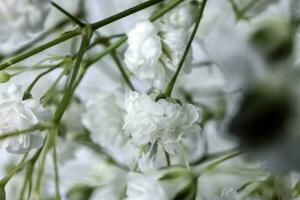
<box><xmin>0</xmin><ymin>84</ymin><xmax>50</xmax><ymax>154</ymax></box>
<box><xmin>123</xmin><ymin>91</ymin><xmax>201</xmax><ymax>154</ymax></box>
<box><xmin>124</xmin><ymin>1</ymin><xmax>198</xmax><ymax>89</ymax></box>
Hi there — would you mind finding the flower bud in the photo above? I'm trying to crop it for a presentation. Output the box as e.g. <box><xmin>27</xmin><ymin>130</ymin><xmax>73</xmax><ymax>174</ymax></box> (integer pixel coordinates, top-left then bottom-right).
<box><xmin>228</xmin><ymin>82</ymin><xmax>292</xmax><ymax>147</ymax></box>
<box><xmin>66</xmin><ymin>184</ymin><xmax>94</xmax><ymax>200</ymax></box>
<box><xmin>250</xmin><ymin>19</ymin><xmax>294</xmax><ymax>64</ymax></box>
<box><xmin>0</xmin><ymin>71</ymin><xmax>11</xmax><ymax>83</ymax></box>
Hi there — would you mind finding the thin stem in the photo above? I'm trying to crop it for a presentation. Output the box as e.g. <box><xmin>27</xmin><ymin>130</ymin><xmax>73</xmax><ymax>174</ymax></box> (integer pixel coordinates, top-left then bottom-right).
<box><xmin>190</xmin><ymin>148</ymin><xmax>240</xmax><ymax>166</ymax></box>
<box><xmin>0</xmin><ymin>124</ymin><xmax>51</xmax><ymax>141</ymax></box>
<box><xmin>53</xmin><ymin>26</ymin><xmax>92</xmax><ymax>124</ymax></box>
<box><xmin>164</xmin><ymin>0</ymin><xmax>207</xmax><ymax>97</ymax></box>
<box><xmin>90</xmin><ymin>0</ymin><xmax>164</xmax><ymax>30</ymax></box>
<box><xmin>111</xmin><ymin>50</ymin><xmax>135</xmax><ymax>91</ymax></box>
<box><xmin>33</xmin><ymin>129</ymin><xmax>56</xmax><ymax>199</ymax></box>
<box><xmin>0</xmin><ymin>29</ymin><xmax>81</xmax><ymax>70</ymax></box>
<box><xmin>51</xmin><ymin>1</ymin><xmax>85</xmax><ymax>27</ymax></box>
<box><xmin>193</xmin><ymin>150</ymin><xmax>244</xmax><ymax>176</ymax></box>
<box><xmin>165</xmin><ymin>151</ymin><xmax>171</xmax><ymax>166</ymax></box>
<box><xmin>52</xmin><ymin>136</ymin><xmax>61</xmax><ymax>200</ymax></box>
<box><xmin>149</xmin><ymin>0</ymin><xmax>185</xmax><ymax>21</ymax></box>
<box><xmin>41</xmin><ymin>67</ymin><xmax>68</xmax><ymax>106</ymax></box>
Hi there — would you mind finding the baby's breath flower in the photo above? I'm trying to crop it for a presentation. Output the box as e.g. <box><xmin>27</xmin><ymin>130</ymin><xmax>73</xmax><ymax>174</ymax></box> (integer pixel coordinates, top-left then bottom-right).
<box><xmin>123</xmin><ymin>91</ymin><xmax>201</xmax><ymax>154</ymax></box>
<box><xmin>124</xmin><ymin>20</ymin><xmax>164</xmax><ymax>89</ymax></box>
<box><xmin>0</xmin><ymin>84</ymin><xmax>50</xmax><ymax>154</ymax></box>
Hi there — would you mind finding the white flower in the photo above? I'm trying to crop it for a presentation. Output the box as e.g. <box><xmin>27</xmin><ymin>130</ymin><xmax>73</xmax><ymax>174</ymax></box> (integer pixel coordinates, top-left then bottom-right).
<box><xmin>0</xmin><ymin>84</ymin><xmax>50</xmax><ymax>154</ymax></box>
<box><xmin>0</xmin><ymin>0</ymin><xmax>51</xmax><ymax>53</ymax></box>
<box><xmin>163</xmin><ymin>1</ymin><xmax>199</xmax><ymax>29</ymax></box>
<box><xmin>124</xmin><ymin>21</ymin><xmax>164</xmax><ymax>89</ymax></box>
<box><xmin>126</xmin><ymin>172</ymin><xmax>168</xmax><ymax>200</ymax></box>
<box><xmin>161</xmin><ymin>28</ymin><xmax>192</xmax><ymax>72</ymax></box>
<box><xmin>123</xmin><ymin>91</ymin><xmax>201</xmax><ymax>154</ymax></box>
<box><xmin>82</xmin><ymin>90</ymin><xmax>139</xmax><ymax>166</ymax></box>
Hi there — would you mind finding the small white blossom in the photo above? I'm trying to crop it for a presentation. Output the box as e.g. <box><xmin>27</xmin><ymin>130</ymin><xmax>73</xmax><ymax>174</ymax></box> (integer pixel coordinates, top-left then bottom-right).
<box><xmin>163</xmin><ymin>1</ymin><xmax>198</xmax><ymax>30</ymax></box>
<box><xmin>0</xmin><ymin>84</ymin><xmax>50</xmax><ymax>154</ymax></box>
<box><xmin>124</xmin><ymin>20</ymin><xmax>164</xmax><ymax>89</ymax></box>
<box><xmin>0</xmin><ymin>0</ymin><xmax>51</xmax><ymax>53</ymax></box>
<box><xmin>123</xmin><ymin>91</ymin><xmax>201</xmax><ymax>154</ymax></box>
<box><xmin>126</xmin><ymin>172</ymin><xmax>168</xmax><ymax>200</ymax></box>
<box><xmin>161</xmin><ymin>28</ymin><xmax>192</xmax><ymax>72</ymax></box>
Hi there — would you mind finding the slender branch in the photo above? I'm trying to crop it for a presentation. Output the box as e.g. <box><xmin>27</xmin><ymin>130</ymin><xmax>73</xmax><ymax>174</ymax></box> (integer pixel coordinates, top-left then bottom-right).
<box><xmin>51</xmin><ymin>1</ymin><xmax>85</xmax><ymax>28</ymax></box>
<box><xmin>53</xmin><ymin>26</ymin><xmax>92</xmax><ymax>124</ymax></box>
<box><xmin>164</xmin><ymin>0</ymin><xmax>207</xmax><ymax>97</ymax></box>
<box><xmin>23</xmin><ymin>62</ymin><xmax>63</xmax><ymax>99</ymax></box>
<box><xmin>110</xmin><ymin>49</ymin><xmax>135</xmax><ymax>91</ymax></box>
<box><xmin>149</xmin><ymin>0</ymin><xmax>185</xmax><ymax>21</ymax></box>
<box><xmin>52</xmin><ymin>138</ymin><xmax>61</xmax><ymax>200</ymax></box>
<box><xmin>90</xmin><ymin>0</ymin><xmax>164</xmax><ymax>30</ymax></box>
<box><xmin>0</xmin><ymin>29</ymin><xmax>81</xmax><ymax>70</ymax></box>
<box><xmin>190</xmin><ymin>148</ymin><xmax>241</xmax><ymax>166</ymax></box>
<box><xmin>0</xmin><ymin>124</ymin><xmax>51</xmax><ymax>141</ymax></box>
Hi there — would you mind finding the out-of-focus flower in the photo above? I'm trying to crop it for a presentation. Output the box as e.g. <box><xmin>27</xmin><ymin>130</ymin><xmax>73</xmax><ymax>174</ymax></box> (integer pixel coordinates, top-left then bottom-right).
<box><xmin>249</xmin><ymin>19</ymin><xmax>294</xmax><ymax>64</ymax></box>
<box><xmin>124</xmin><ymin>20</ymin><xmax>164</xmax><ymax>89</ymax></box>
<box><xmin>0</xmin><ymin>84</ymin><xmax>50</xmax><ymax>154</ymax></box>
<box><xmin>82</xmin><ymin>89</ymin><xmax>139</xmax><ymax>166</ymax></box>
<box><xmin>123</xmin><ymin>91</ymin><xmax>201</xmax><ymax>154</ymax></box>
<box><xmin>160</xmin><ymin>28</ymin><xmax>192</xmax><ymax>72</ymax></box>
<box><xmin>163</xmin><ymin>1</ymin><xmax>199</xmax><ymax>30</ymax></box>
<box><xmin>0</xmin><ymin>0</ymin><xmax>51</xmax><ymax>53</ymax></box>
<box><xmin>227</xmin><ymin>73</ymin><xmax>300</xmax><ymax>171</ymax></box>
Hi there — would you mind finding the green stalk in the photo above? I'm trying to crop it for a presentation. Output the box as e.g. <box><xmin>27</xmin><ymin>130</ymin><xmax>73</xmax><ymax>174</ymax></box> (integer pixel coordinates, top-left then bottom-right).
<box><xmin>164</xmin><ymin>0</ymin><xmax>208</xmax><ymax>97</ymax></box>
<box><xmin>0</xmin><ymin>124</ymin><xmax>51</xmax><ymax>141</ymax></box>
<box><xmin>90</xmin><ymin>0</ymin><xmax>164</xmax><ymax>30</ymax></box>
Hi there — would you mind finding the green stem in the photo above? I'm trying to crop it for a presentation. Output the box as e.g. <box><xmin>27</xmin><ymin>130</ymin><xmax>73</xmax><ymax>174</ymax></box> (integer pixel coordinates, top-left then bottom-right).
<box><xmin>52</xmin><ymin>136</ymin><xmax>61</xmax><ymax>200</ymax></box>
<box><xmin>53</xmin><ymin>26</ymin><xmax>92</xmax><ymax>124</ymax></box>
<box><xmin>0</xmin><ymin>124</ymin><xmax>51</xmax><ymax>141</ymax></box>
<box><xmin>0</xmin><ymin>29</ymin><xmax>81</xmax><ymax>70</ymax></box>
<box><xmin>190</xmin><ymin>148</ymin><xmax>240</xmax><ymax>166</ymax></box>
<box><xmin>90</xmin><ymin>0</ymin><xmax>164</xmax><ymax>30</ymax></box>
<box><xmin>51</xmin><ymin>1</ymin><xmax>85</xmax><ymax>27</ymax></box>
<box><xmin>164</xmin><ymin>0</ymin><xmax>207</xmax><ymax>97</ymax></box>
<box><xmin>111</xmin><ymin>50</ymin><xmax>135</xmax><ymax>91</ymax></box>
<box><xmin>33</xmin><ymin>128</ymin><xmax>57</xmax><ymax>199</ymax></box>
<box><xmin>41</xmin><ymin>67</ymin><xmax>68</xmax><ymax>106</ymax></box>
<box><xmin>149</xmin><ymin>0</ymin><xmax>185</xmax><ymax>21</ymax></box>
